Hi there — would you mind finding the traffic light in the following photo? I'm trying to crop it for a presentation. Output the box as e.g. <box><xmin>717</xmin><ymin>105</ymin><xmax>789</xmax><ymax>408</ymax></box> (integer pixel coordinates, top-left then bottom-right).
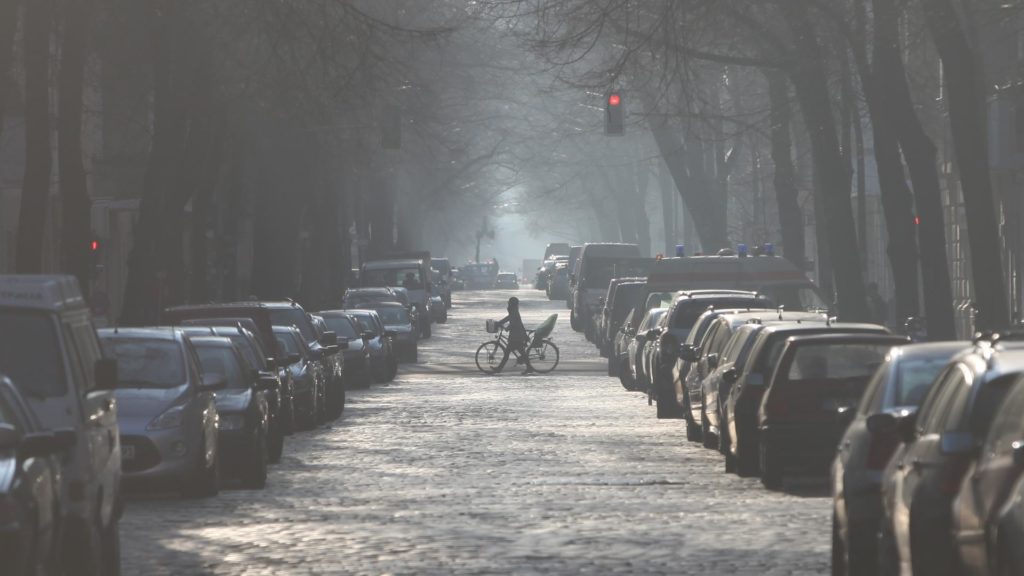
<box><xmin>605</xmin><ymin>91</ymin><xmax>624</xmax><ymax>135</ymax></box>
<box><xmin>381</xmin><ymin>105</ymin><xmax>401</xmax><ymax>150</ymax></box>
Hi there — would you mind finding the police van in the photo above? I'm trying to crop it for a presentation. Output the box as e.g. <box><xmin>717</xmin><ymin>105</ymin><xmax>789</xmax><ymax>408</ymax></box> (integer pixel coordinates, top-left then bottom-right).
<box><xmin>0</xmin><ymin>275</ymin><xmax>122</xmax><ymax>574</ymax></box>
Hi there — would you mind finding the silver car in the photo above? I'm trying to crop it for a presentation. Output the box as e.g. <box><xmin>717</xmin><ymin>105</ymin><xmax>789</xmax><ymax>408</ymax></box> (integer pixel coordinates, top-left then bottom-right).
<box><xmin>98</xmin><ymin>328</ymin><xmax>222</xmax><ymax>498</ymax></box>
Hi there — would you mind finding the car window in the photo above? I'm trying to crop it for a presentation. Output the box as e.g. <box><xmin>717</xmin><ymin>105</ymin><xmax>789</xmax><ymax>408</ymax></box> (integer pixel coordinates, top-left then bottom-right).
<box><xmin>103</xmin><ymin>338</ymin><xmax>187</xmax><ymax>388</ymax></box>
<box><xmin>984</xmin><ymin>376</ymin><xmax>1024</xmax><ymax>459</ymax></box>
<box><xmin>966</xmin><ymin>373</ymin><xmax>1019</xmax><ymax>438</ymax></box>
<box><xmin>195</xmin><ymin>345</ymin><xmax>247</xmax><ymax>389</ymax></box>
<box><xmin>936</xmin><ymin>368</ymin><xmax>973</xmax><ymax>433</ymax></box>
<box><xmin>858</xmin><ymin>364</ymin><xmax>889</xmax><ymax>416</ymax></box>
<box><xmin>275</xmin><ymin>333</ymin><xmax>306</xmax><ymax>359</ymax></box>
<box><xmin>323</xmin><ymin>316</ymin><xmax>359</xmax><ymax>339</ymax></box>
<box><xmin>892</xmin><ymin>356</ymin><xmax>951</xmax><ymax>407</ymax></box>
<box><xmin>362</xmin><ymin>268</ymin><xmax>423</xmax><ymax>290</ymax></box>
<box><xmin>226</xmin><ymin>335</ymin><xmax>260</xmax><ymax>369</ymax></box>
<box><xmin>732</xmin><ymin>329</ymin><xmax>761</xmax><ymax>370</ymax></box>
<box><xmin>919</xmin><ymin>366</ymin><xmax>966</xmax><ymax>434</ymax></box>
<box><xmin>268</xmin><ymin>308</ymin><xmax>316</xmax><ymax>341</ymax></box>
<box><xmin>0</xmin><ymin>309</ymin><xmax>68</xmax><ymax>397</ymax></box>
<box><xmin>375</xmin><ymin>307</ymin><xmax>411</xmax><ymax>325</ymax></box>
<box><xmin>786</xmin><ymin>343</ymin><xmax>889</xmax><ymax>380</ymax></box>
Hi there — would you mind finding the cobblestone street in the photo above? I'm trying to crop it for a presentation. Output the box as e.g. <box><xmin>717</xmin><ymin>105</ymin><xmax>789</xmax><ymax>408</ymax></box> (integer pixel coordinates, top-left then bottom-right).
<box><xmin>122</xmin><ymin>290</ymin><xmax>830</xmax><ymax>575</ymax></box>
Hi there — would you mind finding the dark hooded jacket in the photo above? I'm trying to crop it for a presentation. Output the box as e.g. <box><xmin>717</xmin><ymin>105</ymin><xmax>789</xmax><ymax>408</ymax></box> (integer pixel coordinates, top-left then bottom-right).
<box><xmin>498</xmin><ymin>298</ymin><xmax>527</xmax><ymax>350</ymax></box>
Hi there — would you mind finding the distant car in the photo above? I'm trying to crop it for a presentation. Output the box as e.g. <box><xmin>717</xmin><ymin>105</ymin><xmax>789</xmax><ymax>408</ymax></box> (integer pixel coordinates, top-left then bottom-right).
<box><xmin>319</xmin><ymin>311</ymin><xmax>374</xmax><ymax>389</ymax></box>
<box><xmin>547</xmin><ymin>264</ymin><xmax>570</xmax><ymax>301</ymax></box>
<box><xmin>190</xmin><ymin>336</ymin><xmax>274</xmax><ymax>489</ymax></box>
<box><xmin>431</xmin><ymin>259</ymin><xmax>454</xmax><ymax>308</ymax></box>
<box><xmin>830</xmin><ymin>342</ymin><xmax>965</xmax><ymax>576</ymax></box>
<box><xmin>598</xmin><ymin>278</ymin><xmax>646</xmax><ymax>358</ymax></box>
<box><xmin>0</xmin><ymin>275</ymin><xmax>122</xmax><ymax>574</ymax></box>
<box><xmin>345</xmin><ymin>309</ymin><xmax>398</xmax><ymax>381</ymax></box>
<box><xmin>429</xmin><ymin>294</ymin><xmax>448</xmax><ymax>324</ymax></box>
<box><xmin>449</xmin><ymin>268</ymin><xmax>465</xmax><ymax>291</ymax></box>
<box><xmin>361</xmin><ymin>302</ymin><xmax>417</xmax><ymax>363</ymax></box>
<box><xmin>99</xmin><ymin>328</ymin><xmax>222</xmax><ymax>497</ymax></box>
<box><xmin>0</xmin><ymin>376</ymin><xmax>69</xmax><ymax>575</ymax></box>
<box><xmin>360</xmin><ymin>257</ymin><xmax>433</xmax><ymax>338</ymax></box>
<box><xmin>495</xmin><ymin>272</ymin><xmax>519</xmax><ymax>289</ymax></box>
<box><xmin>626</xmin><ymin>307</ymin><xmax>668</xmax><ymax>392</ymax></box>
<box><xmin>879</xmin><ymin>340</ymin><xmax>1024</xmax><ymax>576</ymax></box>
<box><xmin>273</xmin><ymin>326</ymin><xmax>325</xmax><ymax>430</ymax></box>
<box><xmin>758</xmin><ymin>333</ymin><xmax>908</xmax><ymax>490</ymax></box>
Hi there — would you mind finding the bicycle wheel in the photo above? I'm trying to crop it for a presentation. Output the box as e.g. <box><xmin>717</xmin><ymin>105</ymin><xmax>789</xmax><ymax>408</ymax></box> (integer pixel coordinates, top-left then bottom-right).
<box><xmin>526</xmin><ymin>339</ymin><xmax>559</xmax><ymax>373</ymax></box>
<box><xmin>475</xmin><ymin>341</ymin><xmax>508</xmax><ymax>374</ymax></box>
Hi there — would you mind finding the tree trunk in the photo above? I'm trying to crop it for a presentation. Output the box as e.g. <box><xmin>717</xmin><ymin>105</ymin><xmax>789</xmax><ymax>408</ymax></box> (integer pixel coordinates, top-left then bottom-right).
<box><xmin>0</xmin><ymin>0</ymin><xmax>21</xmax><ymax>143</ymax></box>
<box><xmin>921</xmin><ymin>0</ymin><xmax>1009</xmax><ymax>331</ymax></box>
<box><xmin>58</xmin><ymin>0</ymin><xmax>94</xmax><ymax>296</ymax></box>
<box><xmin>766</xmin><ymin>71</ymin><xmax>805</xmax><ymax>269</ymax></box>
<box><xmin>15</xmin><ymin>0</ymin><xmax>53</xmax><ymax>274</ymax></box>
<box><xmin>633</xmin><ymin>160</ymin><xmax>651</xmax><ymax>256</ymax></box>
<box><xmin>875</xmin><ymin>0</ymin><xmax>956</xmax><ymax>338</ymax></box>
<box><xmin>188</xmin><ymin>121</ymin><xmax>224</xmax><ymax>304</ymax></box>
<box><xmin>658</xmin><ymin>159</ymin><xmax>676</xmax><ymax>255</ymax></box>
<box><xmin>784</xmin><ymin>7</ymin><xmax>868</xmax><ymax>320</ymax></box>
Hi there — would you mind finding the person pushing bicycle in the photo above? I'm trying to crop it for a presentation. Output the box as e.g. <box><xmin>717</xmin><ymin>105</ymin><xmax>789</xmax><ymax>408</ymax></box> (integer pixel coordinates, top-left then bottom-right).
<box><xmin>496</xmin><ymin>297</ymin><xmax>534</xmax><ymax>374</ymax></box>
<box><xmin>476</xmin><ymin>301</ymin><xmax>560</xmax><ymax>375</ymax></box>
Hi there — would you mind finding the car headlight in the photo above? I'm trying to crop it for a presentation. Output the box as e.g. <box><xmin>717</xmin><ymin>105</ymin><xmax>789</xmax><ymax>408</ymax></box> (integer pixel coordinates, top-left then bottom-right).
<box><xmin>218</xmin><ymin>413</ymin><xmax>246</xmax><ymax>431</ymax></box>
<box><xmin>147</xmin><ymin>405</ymin><xmax>185</xmax><ymax>431</ymax></box>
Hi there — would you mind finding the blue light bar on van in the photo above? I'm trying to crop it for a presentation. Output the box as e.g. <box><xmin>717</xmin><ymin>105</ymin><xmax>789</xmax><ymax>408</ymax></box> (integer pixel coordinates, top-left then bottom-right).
<box><xmin>763</xmin><ymin>242</ymin><xmax>775</xmax><ymax>256</ymax></box>
<box><xmin>737</xmin><ymin>243</ymin><xmax>748</xmax><ymax>257</ymax></box>
<box><xmin>675</xmin><ymin>244</ymin><xmax>685</xmax><ymax>257</ymax></box>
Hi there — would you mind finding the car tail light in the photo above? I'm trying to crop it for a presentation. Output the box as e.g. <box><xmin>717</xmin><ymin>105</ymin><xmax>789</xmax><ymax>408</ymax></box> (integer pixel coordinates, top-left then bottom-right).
<box><xmin>866</xmin><ymin>431</ymin><xmax>900</xmax><ymax>470</ymax></box>
<box><xmin>941</xmin><ymin>453</ymin><xmax>973</xmax><ymax>496</ymax></box>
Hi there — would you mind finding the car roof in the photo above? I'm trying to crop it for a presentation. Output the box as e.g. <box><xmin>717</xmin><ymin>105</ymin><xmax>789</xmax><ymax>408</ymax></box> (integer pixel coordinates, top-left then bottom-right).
<box><xmin>346</xmin><ymin>287</ymin><xmax>394</xmax><ymax>294</ymax></box>
<box><xmin>0</xmin><ymin>274</ymin><xmax>87</xmax><ymax>312</ymax></box>
<box><xmin>363</xmin><ymin>259</ymin><xmax>422</xmax><ymax>268</ymax></box>
<box><xmin>186</xmin><ymin>335</ymin><xmax>236</xmax><ymax>347</ymax></box>
<box><xmin>362</xmin><ymin>302</ymin><xmax>405</xmax><ymax>308</ymax></box>
<box><xmin>889</xmin><ymin>341</ymin><xmax>970</xmax><ymax>362</ymax></box>
<box><xmin>784</xmin><ymin>333</ymin><xmax>909</xmax><ymax>346</ymax></box>
<box><xmin>759</xmin><ymin>321</ymin><xmax>888</xmax><ymax>334</ymax></box>
<box><xmin>317</xmin><ymin>310</ymin><xmax>351</xmax><ymax>318</ymax></box>
<box><xmin>98</xmin><ymin>327</ymin><xmax>184</xmax><ymax>341</ymax></box>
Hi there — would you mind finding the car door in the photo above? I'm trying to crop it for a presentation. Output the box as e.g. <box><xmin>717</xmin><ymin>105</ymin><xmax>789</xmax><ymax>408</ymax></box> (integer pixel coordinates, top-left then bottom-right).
<box><xmin>63</xmin><ymin>312</ymin><xmax>120</xmax><ymax>524</ymax></box>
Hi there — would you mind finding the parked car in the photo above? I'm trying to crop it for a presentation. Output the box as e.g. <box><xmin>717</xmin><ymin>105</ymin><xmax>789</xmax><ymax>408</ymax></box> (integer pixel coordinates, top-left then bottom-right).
<box><xmin>361</xmin><ymin>303</ymin><xmax>417</xmax><ymax>363</ymax></box>
<box><xmin>544</xmin><ymin>242</ymin><xmax>572</xmax><ymax>260</ymax></box>
<box><xmin>99</xmin><ymin>328</ymin><xmax>222</xmax><ymax>497</ymax></box>
<box><xmin>0</xmin><ymin>275</ymin><xmax>122</xmax><ymax>574</ymax></box>
<box><xmin>0</xmin><ymin>376</ymin><xmax>69</xmax><ymax>575</ymax></box>
<box><xmin>319</xmin><ymin>311</ymin><xmax>374</xmax><ymax>389</ymax></box>
<box><xmin>989</xmin><ymin>426</ymin><xmax>1024</xmax><ymax>576</ymax></box>
<box><xmin>570</xmin><ymin>243</ymin><xmax>648</xmax><ymax>339</ymax></box>
<box><xmin>597</xmin><ymin>278</ymin><xmax>646</xmax><ymax>357</ymax></box>
<box><xmin>878</xmin><ymin>340</ymin><xmax>1024</xmax><ymax>576</ymax></box>
<box><xmin>431</xmin><ymin>257</ymin><xmax>454</xmax><ymax>308</ymax></box>
<box><xmin>190</xmin><ymin>336</ymin><xmax>274</xmax><ymax>489</ymax></box>
<box><xmin>273</xmin><ymin>326</ymin><xmax>325</xmax><ymax>430</ymax></box>
<box><xmin>342</xmin><ymin>287</ymin><xmax>404</xmax><ymax>309</ymax></box>
<box><xmin>831</xmin><ymin>342</ymin><xmax>965</xmax><ymax>576</ymax></box>
<box><xmin>271</xmin><ymin>303</ymin><xmax>345</xmax><ymax>420</ymax></box>
<box><xmin>547</xmin><ymin>263</ymin><xmax>570</xmax><ymax>301</ymax></box>
<box><xmin>360</xmin><ymin>254</ymin><xmax>433</xmax><ymax>338</ymax></box>
<box><xmin>758</xmin><ymin>333</ymin><xmax>908</xmax><ymax>490</ymax></box>
<box><xmin>625</xmin><ymin>307</ymin><xmax>668</xmax><ymax>392</ymax></box>
<box><xmin>495</xmin><ymin>272</ymin><xmax>519</xmax><ymax>289</ymax></box>
<box><xmin>564</xmin><ymin>246</ymin><xmax>582</xmax><ymax>308</ymax></box>
<box><xmin>429</xmin><ymin>294</ymin><xmax>448</xmax><ymax>324</ymax></box>
<box><xmin>344</xmin><ymin>309</ymin><xmax>398</xmax><ymax>381</ymax></box>
<box><xmin>177</xmin><ymin>325</ymin><xmax>288</xmax><ymax>462</ymax></box>
<box><xmin>648</xmin><ymin>290</ymin><xmax>773</xmax><ymax>419</ymax></box>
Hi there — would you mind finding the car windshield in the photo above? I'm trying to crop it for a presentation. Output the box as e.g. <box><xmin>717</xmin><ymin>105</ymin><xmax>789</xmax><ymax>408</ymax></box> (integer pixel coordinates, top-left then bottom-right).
<box><xmin>375</xmin><ymin>307</ymin><xmax>411</xmax><ymax>325</ymax></box>
<box><xmin>0</xmin><ymin>309</ymin><xmax>67</xmax><ymax>397</ymax></box>
<box><xmin>362</xmin><ymin>268</ymin><xmax>423</xmax><ymax>290</ymax></box>
<box><xmin>104</xmin><ymin>338</ymin><xmax>186</xmax><ymax>388</ymax></box>
<box><xmin>349</xmin><ymin>315</ymin><xmax>380</xmax><ymax>335</ymax></box>
<box><xmin>787</xmin><ymin>343</ymin><xmax>890</xmax><ymax>380</ymax></box>
<box><xmin>323</xmin><ymin>316</ymin><xmax>359</xmax><ymax>339</ymax></box>
<box><xmin>195</xmin><ymin>345</ymin><xmax>247</xmax><ymax>389</ymax></box>
<box><xmin>893</xmin><ymin>357</ymin><xmax>950</xmax><ymax>406</ymax></box>
<box><xmin>268</xmin><ymin>308</ymin><xmax>316</xmax><ymax>341</ymax></box>
<box><xmin>225</xmin><ymin>335</ymin><xmax>261</xmax><ymax>369</ymax></box>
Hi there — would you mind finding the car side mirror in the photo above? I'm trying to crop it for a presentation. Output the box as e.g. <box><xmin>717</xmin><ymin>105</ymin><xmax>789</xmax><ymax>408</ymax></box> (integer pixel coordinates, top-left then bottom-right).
<box><xmin>706</xmin><ymin>353</ymin><xmax>720</xmax><ymax>370</ymax></box>
<box><xmin>1013</xmin><ymin>441</ymin><xmax>1024</xmax><ymax>467</ymax></box>
<box><xmin>896</xmin><ymin>411</ymin><xmax>918</xmax><ymax>444</ymax></box>
<box><xmin>94</xmin><ymin>358</ymin><xmax>118</xmax><ymax>390</ymax></box>
<box><xmin>323</xmin><ymin>345</ymin><xmax>340</xmax><ymax>356</ymax></box>
<box><xmin>19</xmin><ymin>431</ymin><xmax>64</xmax><ymax>459</ymax></box>
<box><xmin>866</xmin><ymin>412</ymin><xmax>898</xmax><ymax>436</ymax></box>
<box><xmin>678</xmin><ymin>344</ymin><xmax>699</xmax><ymax>363</ymax></box>
<box><xmin>385</xmin><ymin>330</ymin><xmax>397</xmax><ymax>338</ymax></box>
<box><xmin>723</xmin><ymin>367</ymin><xmax>739</xmax><ymax>384</ymax></box>
<box><xmin>256</xmin><ymin>375</ymin><xmax>278</xmax><ymax>392</ymax></box>
<box><xmin>309</xmin><ymin>347</ymin><xmax>324</xmax><ymax>360</ymax></box>
<box><xmin>287</xmin><ymin>353</ymin><xmax>302</xmax><ymax>364</ymax></box>
<box><xmin>200</xmin><ymin>372</ymin><xmax>228</xmax><ymax>391</ymax></box>
<box><xmin>337</xmin><ymin>338</ymin><xmax>350</xmax><ymax>350</ymax></box>
<box><xmin>319</xmin><ymin>331</ymin><xmax>337</xmax><ymax>346</ymax></box>
<box><xmin>265</xmin><ymin>357</ymin><xmax>277</xmax><ymax>370</ymax></box>
<box><xmin>940</xmin><ymin>432</ymin><xmax>977</xmax><ymax>456</ymax></box>
<box><xmin>361</xmin><ymin>331</ymin><xmax>376</xmax><ymax>340</ymax></box>
<box><xmin>645</xmin><ymin>331</ymin><xmax>659</xmax><ymax>342</ymax></box>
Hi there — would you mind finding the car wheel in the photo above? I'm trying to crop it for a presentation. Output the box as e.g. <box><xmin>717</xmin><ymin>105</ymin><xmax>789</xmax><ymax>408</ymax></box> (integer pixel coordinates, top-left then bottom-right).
<box><xmin>99</xmin><ymin>516</ymin><xmax>121</xmax><ymax>576</ymax></box>
<box><xmin>655</xmin><ymin>395</ymin><xmax>683</xmax><ymax>419</ymax></box>
<box><xmin>182</xmin><ymin>435</ymin><xmax>220</xmax><ymax>498</ymax></box>
<box><xmin>281</xmin><ymin>394</ymin><xmax>295</xmax><ymax>435</ymax></box>
<box><xmin>411</xmin><ymin>348</ymin><xmax>419</xmax><ymax>363</ymax></box>
<box><xmin>760</xmin><ymin>441</ymin><xmax>783</xmax><ymax>490</ymax></box>
<box><xmin>326</xmin><ymin>383</ymin><xmax>345</xmax><ymax>420</ymax></box>
<box><xmin>243</xmin><ymin>430</ymin><xmax>269</xmax><ymax>489</ymax></box>
<box><xmin>701</xmin><ymin>402</ymin><xmax>717</xmax><ymax>449</ymax></box>
<box><xmin>421</xmin><ymin>322</ymin><xmax>431</xmax><ymax>339</ymax></box>
<box><xmin>685</xmin><ymin>416</ymin><xmax>702</xmax><ymax>442</ymax></box>
<box><xmin>268</xmin><ymin>421</ymin><xmax>285</xmax><ymax>464</ymax></box>
<box><xmin>735</xmin><ymin>432</ymin><xmax>759</xmax><ymax>477</ymax></box>
<box><xmin>619</xmin><ymin>364</ymin><xmax>636</xmax><ymax>391</ymax></box>
<box><xmin>877</xmin><ymin>523</ymin><xmax>899</xmax><ymax>576</ymax></box>
<box><xmin>570</xmin><ymin>308</ymin><xmax>581</xmax><ymax>331</ymax></box>
<box><xmin>302</xmin><ymin>393</ymin><xmax>318</xmax><ymax>430</ymax></box>
<box><xmin>832</xmin><ymin>513</ymin><xmax>846</xmax><ymax>576</ymax></box>
<box><xmin>724</xmin><ymin>451</ymin><xmax>737</xmax><ymax>473</ymax></box>
<box><xmin>63</xmin><ymin>516</ymin><xmax>103</xmax><ymax>576</ymax></box>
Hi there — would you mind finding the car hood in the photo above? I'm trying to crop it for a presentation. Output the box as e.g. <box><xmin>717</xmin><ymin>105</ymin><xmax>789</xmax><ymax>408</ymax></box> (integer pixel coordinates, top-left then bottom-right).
<box><xmin>215</xmin><ymin>388</ymin><xmax>252</xmax><ymax>413</ymax></box>
<box><xmin>386</xmin><ymin>324</ymin><xmax>414</xmax><ymax>333</ymax></box>
<box><xmin>115</xmin><ymin>384</ymin><xmax>189</xmax><ymax>429</ymax></box>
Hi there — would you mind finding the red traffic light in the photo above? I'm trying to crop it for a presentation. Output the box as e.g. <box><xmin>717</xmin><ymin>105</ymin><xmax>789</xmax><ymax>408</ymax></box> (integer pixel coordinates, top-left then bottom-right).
<box><xmin>90</xmin><ymin>240</ymin><xmax>100</xmax><ymax>252</ymax></box>
<box><xmin>608</xmin><ymin>93</ymin><xmax>621</xmax><ymax>107</ymax></box>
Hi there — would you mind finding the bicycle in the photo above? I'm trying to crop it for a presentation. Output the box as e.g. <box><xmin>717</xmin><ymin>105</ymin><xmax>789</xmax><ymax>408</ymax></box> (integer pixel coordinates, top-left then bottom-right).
<box><xmin>475</xmin><ymin>315</ymin><xmax>560</xmax><ymax>374</ymax></box>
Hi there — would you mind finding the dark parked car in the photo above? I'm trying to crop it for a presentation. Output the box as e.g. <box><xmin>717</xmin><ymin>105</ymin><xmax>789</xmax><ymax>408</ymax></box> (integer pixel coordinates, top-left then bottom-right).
<box><xmin>624</xmin><ymin>307</ymin><xmax>668</xmax><ymax>392</ymax></box>
<box><xmin>190</xmin><ymin>336</ymin><xmax>275</xmax><ymax>489</ymax></box>
<box><xmin>831</xmin><ymin>342</ymin><xmax>965</xmax><ymax>576</ymax></box>
<box><xmin>495</xmin><ymin>272</ymin><xmax>519</xmax><ymax>290</ymax></box>
<box><xmin>98</xmin><ymin>328</ymin><xmax>222</xmax><ymax>497</ymax></box>
<box><xmin>361</xmin><ymin>302</ymin><xmax>417</xmax><ymax>363</ymax></box>
<box><xmin>0</xmin><ymin>376</ymin><xmax>69</xmax><ymax>575</ymax></box>
<box><xmin>345</xmin><ymin>309</ymin><xmax>398</xmax><ymax>382</ymax></box>
<box><xmin>722</xmin><ymin>322</ymin><xmax>890</xmax><ymax>478</ymax></box>
<box><xmin>597</xmin><ymin>278</ymin><xmax>646</xmax><ymax>359</ymax></box>
<box><xmin>274</xmin><ymin>326</ymin><xmax>325</xmax><ymax>430</ymax></box>
<box><xmin>758</xmin><ymin>333</ymin><xmax>908</xmax><ymax>490</ymax></box>
<box><xmin>878</xmin><ymin>341</ymin><xmax>1024</xmax><ymax>576</ymax></box>
<box><xmin>696</xmin><ymin>322</ymin><xmax>767</xmax><ymax>453</ymax></box>
<box><xmin>547</xmin><ymin>263</ymin><xmax>570</xmax><ymax>302</ymax></box>
<box><xmin>342</xmin><ymin>287</ymin><xmax>404</xmax><ymax>309</ymax></box>
<box><xmin>989</xmin><ymin>430</ymin><xmax>1024</xmax><ymax>576</ymax></box>
<box><xmin>178</xmin><ymin>324</ymin><xmax>288</xmax><ymax>463</ymax></box>
<box><xmin>319</xmin><ymin>311</ymin><xmax>374</xmax><ymax>389</ymax></box>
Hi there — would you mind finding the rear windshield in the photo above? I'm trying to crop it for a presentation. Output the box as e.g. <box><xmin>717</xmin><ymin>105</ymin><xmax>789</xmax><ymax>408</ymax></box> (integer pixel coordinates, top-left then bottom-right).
<box><xmin>893</xmin><ymin>357</ymin><xmax>950</xmax><ymax>406</ymax></box>
<box><xmin>672</xmin><ymin>298</ymin><xmax>768</xmax><ymax>330</ymax></box>
<box><xmin>787</xmin><ymin>343</ymin><xmax>889</xmax><ymax>380</ymax></box>
<box><xmin>375</xmin><ymin>307</ymin><xmax>411</xmax><ymax>325</ymax></box>
<box><xmin>104</xmin><ymin>338</ymin><xmax>186</xmax><ymax>388</ymax></box>
<box><xmin>269</xmin><ymin>308</ymin><xmax>316</xmax><ymax>341</ymax></box>
<box><xmin>761</xmin><ymin>286</ymin><xmax>828</xmax><ymax>312</ymax></box>
<box><xmin>0</xmin><ymin>309</ymin><xmax>67</xmax><ymax>397</ymax></box>
<box><xmin>195</xmin><ymin>345</ymin><xmax>247</xmax><ymax>389</ymax></box>
<box><xmin>323</xmin><ymin>316</ymin><xmax>359</xmax><ymax>339</ymax></box>
<box><xmin>362</xmin><ymin>268</ymin><xmax>423</xmax><ymax>290</ymax></box>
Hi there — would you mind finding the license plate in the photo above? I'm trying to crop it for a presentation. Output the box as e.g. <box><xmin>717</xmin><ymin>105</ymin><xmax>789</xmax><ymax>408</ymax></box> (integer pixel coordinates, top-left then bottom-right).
<box><xmin>121</xmin><ymin>445</ymin><xmax>135</xmax><ymax>461</ymax></box>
